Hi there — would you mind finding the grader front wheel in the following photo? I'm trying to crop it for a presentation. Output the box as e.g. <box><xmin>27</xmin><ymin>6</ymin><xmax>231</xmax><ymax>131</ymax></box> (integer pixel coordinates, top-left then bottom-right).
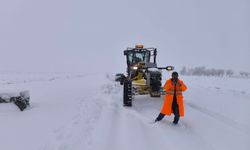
<box><xmin>123</xmin><ymin>80</ymin><xmax>132</xmax><ymax>106</ymax></box>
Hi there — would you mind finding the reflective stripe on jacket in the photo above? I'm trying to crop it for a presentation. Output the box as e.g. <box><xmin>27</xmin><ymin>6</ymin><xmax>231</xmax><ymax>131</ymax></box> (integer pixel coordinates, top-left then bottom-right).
<box><xmin>160</xmin><ymin>79</ymin><xmax>187</xmax><ymax>117</ymax></box>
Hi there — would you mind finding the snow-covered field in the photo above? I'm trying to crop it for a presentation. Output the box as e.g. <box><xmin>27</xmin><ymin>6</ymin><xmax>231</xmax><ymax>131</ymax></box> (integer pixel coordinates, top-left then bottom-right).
<box><xmin>0</xmin><ymin>72</ymin><xmax>249</xmax><ymax>150</ymax></box>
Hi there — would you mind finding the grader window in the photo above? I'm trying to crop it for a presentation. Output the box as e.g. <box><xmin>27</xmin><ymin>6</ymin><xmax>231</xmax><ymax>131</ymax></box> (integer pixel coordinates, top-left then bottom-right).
<box><xmin>134</xmin><ymin>53</ymin><xmax>144</xmax><ymax>63</ymax></box>
<box><xmin>127</xmin><ymin>51</ymin><xmax>150</xmax><ymax>65</ymax></box>
<box><xmin>127</xmin><ymin>53</ymin><xmax>133</xmax><ymax>66</ymax></box>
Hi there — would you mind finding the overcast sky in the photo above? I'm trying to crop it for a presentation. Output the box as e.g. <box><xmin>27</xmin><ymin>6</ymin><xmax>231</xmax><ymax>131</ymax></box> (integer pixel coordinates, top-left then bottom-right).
<box><xmin>0</xmin><ymin>0</ymin><xmax>249</xmax><ymax>73</ymax></box>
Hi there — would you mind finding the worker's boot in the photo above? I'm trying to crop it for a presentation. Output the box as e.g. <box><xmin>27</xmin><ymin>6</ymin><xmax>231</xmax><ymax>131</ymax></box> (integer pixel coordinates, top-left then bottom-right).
<box><xmin>155</xmin><ymin>113</ymin><xmax>165</xmax><ymax>122</ymax></box>
<box><xmin>173</xmin><ymin>116</ymin><xmax>179</xmax><ymax>124</ymax></box>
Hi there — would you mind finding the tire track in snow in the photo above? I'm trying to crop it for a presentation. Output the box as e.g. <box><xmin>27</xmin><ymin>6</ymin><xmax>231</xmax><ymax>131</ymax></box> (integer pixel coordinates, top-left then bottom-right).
<box><xmin>185</xmin><ymin>101</ymin><xmax>250</xmax><ymax>136</ymax></box>
<box><xmin>39</xmin><ymin>94</ymin><xmax>105</xmax><ymax>150</ymax></box>
<box><xmin>89</xmin><ymin>82</ymin><xmax>214</xmax><ymax>150</ymax></box>
<box><xmin>87</xmin><ymin>104</ymin><xmax>166</xmax><ymax>150</ymax></box>
<box><xmin>88</xmin><ymin>82</ymin><xmax>160</xmax><ymax>150</ymax></box>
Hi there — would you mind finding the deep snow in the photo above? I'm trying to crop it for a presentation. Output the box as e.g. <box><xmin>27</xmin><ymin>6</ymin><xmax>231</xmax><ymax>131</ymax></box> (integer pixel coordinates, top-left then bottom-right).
<box><xmin>0</xmin><ymin>72</ymin><xmax>249</xmax><ymax>150</ymax></box>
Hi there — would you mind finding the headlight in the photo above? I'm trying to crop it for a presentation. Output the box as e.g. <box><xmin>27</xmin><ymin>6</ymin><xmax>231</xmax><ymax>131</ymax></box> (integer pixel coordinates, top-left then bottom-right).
<box><xmin>166</xmin><ymin>66</ymin><xmax>174</xmax><ymax>71</ymax></box>
<box><xmin>132</xmin><ymin>66</ymin><xmax>138</xmax><ymax>70</ymax></box>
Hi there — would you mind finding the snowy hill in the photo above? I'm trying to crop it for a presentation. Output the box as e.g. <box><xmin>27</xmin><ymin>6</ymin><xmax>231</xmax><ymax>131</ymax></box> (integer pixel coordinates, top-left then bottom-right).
<box><xmin>0</xmin><ymin>72</ymin><xmax>249</xmax><ymax>150</ymax></box>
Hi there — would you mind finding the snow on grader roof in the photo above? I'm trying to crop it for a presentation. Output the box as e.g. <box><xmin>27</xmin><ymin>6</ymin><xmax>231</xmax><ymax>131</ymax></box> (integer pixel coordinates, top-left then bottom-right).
<box><xmin>116</xmin><ymin>45</ymin><xmax>174</xmax><ymax>106</ymax></box>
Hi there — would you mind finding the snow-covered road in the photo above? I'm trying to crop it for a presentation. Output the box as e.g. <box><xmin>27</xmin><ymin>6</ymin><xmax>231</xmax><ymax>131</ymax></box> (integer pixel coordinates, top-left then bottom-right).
<box><xmin>0</xmin><ymin>73</ymin><xmax>249</xmax><ymax>150</ymax></box>
<box><xmin>88</xmin><ymin>76</ymin><xmax>250</xmax><ymax>150</ymax></box>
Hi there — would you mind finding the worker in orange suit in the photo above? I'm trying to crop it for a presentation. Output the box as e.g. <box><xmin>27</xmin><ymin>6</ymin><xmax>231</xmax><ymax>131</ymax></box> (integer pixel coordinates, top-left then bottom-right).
<box><xmin>155</xmin><ymin>72</ymin><xmax>187</xmax><ymax>124</ymax></box>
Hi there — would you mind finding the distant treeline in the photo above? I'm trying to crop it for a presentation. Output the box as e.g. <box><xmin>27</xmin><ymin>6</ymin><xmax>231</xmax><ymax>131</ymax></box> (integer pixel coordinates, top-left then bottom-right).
<box><xmin>180</xmin><ymin>66</ymin><xmax>250</xmax><ymax>77</ymax></box>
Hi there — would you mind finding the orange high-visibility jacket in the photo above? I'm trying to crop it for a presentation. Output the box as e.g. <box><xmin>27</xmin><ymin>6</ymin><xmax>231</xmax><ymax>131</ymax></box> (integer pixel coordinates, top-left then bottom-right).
<box><xmin>161</xmin><ymin>79</ymin><xmax>187</xmax><ymax>117</ymax></box>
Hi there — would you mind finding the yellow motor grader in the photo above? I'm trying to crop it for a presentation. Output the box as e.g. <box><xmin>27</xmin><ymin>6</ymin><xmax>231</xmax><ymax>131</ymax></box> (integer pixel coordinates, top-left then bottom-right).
<box><xmin>115</xmin><ymin>45</ymin><xmax>174</xmax><ymax>106</ymax></box>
